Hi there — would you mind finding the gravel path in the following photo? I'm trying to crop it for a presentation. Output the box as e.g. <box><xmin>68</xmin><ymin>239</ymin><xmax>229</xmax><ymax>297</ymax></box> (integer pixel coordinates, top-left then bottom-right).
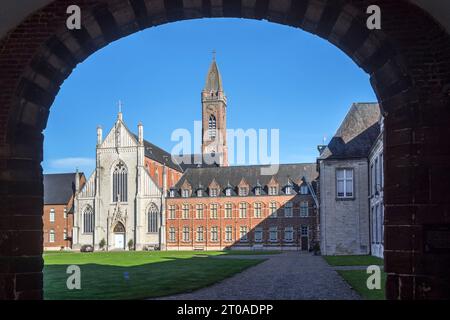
<box><xmin>158</xmin><ymin>252</ymin><xmax>361</xmax><ymax>300</ymax></box>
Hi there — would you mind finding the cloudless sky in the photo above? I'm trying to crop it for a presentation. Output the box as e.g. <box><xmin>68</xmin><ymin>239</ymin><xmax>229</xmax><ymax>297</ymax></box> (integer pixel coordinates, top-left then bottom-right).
<box><xmin>43</xmin><ymin>18</ymin><xmax>376</xmax><ymax>175</ymax></box>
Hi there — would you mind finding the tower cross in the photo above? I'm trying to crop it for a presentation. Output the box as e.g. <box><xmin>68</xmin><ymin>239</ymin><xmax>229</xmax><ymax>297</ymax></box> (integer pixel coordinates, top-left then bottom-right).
<box><xmin>212</xmin><ymin>49</ymin><xmax>216</xmax><ymax>61</ymax></box>
<box><xmin>118</xmin><ymin>100</ymin><xmax>123</xmax><ymax>113</ymax></box>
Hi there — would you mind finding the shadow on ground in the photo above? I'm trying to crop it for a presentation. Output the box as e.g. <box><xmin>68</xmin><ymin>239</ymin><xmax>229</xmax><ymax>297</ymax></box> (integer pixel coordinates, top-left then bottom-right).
<box><xmin>44</xmin><ymin>256</ymin><xmax>263</xmax><ymax>300</ymax></box>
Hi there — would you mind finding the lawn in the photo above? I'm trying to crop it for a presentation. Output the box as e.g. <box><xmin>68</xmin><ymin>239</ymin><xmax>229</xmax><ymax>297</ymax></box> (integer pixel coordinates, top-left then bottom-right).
<box><xmin>323</xmin><ymin>255</ymin><xmax>384</xmax><ymax>266</ymax></box>
<box><xmin>337</xmin><ymin>270</ymin><xmax>386</xmax><ymax>300</ymax></box>
<box><xmin>44</xmin><ymin>251</ymin><xmax>267</xmax><ymax>300</ymax></box>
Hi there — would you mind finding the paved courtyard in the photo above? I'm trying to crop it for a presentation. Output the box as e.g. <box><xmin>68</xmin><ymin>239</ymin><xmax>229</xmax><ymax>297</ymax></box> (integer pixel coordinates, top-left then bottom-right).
<box><xmin>159</xmin><ymin>252</ymin><xmax>361</xmax><ymax>300</ymax></box>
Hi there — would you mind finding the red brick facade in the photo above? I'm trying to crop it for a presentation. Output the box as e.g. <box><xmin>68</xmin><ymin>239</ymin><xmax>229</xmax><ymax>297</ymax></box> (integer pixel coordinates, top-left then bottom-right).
<box><xmin>166</xmin><ymin>194</ymin><xmax>318</xmax><ymax>251</ymax></box>
<box><xmin>43</xmin><ymin>204</ymin><xmax>73</xmax><ymax>250</ymax></box>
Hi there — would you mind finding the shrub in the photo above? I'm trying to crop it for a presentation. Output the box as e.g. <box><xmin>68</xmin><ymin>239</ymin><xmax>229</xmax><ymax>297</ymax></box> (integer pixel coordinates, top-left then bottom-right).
<box><xmin>127</xmin><ymin>239</ymin><xmax>134</xmax><ymax>251</ymax></box>
<box><xmin>99</xmin><ymin>238</ymin><xmax>106</xmax><ymax>251</ymax></box>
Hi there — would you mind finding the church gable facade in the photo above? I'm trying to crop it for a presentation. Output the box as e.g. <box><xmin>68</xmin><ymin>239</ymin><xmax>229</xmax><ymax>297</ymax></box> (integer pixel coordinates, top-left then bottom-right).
<box><xmin>73</xmin><ymin>111</ymin><xmax>182</xmax><ymax>251</ymax></box>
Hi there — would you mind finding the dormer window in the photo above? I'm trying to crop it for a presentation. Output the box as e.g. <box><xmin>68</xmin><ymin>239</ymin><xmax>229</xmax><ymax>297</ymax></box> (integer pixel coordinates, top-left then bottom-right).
<box><xmin>169</xmin><ymin>189</ymin><xmax>175</xmax><ymax>198</ymax></box>
<box><xmin>269</xmin><ymin>186</ymin><xmax>278</xmax><ymax>196</ymax></box>
<box><xmin>285</xmin><ymin>186</ymin><xmax>292</xmax><ymax>195</ymax></box>
<box><xmin>239</xmin><ymin>187</ymin><xmax>248</xmax><ymax>197</ymax></box>
<box><xmin>300</xmin><ymin>185</ymin><xmax>308</xmax><ymax>195</ymax></box>
<box><xmin>210</xmin><ymin>188</ymin><xmax>218</xmax><ymax>197</ymax></box>
<box><xmin>182</xmin><ymin>189</ymin><xmax>190</xmax><ymax>198</ymax></box>
<box><xmin>255</xmin><ymin>187</ymin><xmax>261</xmax><ymax>196</ymax></box>
<box><xmin>197</xmin><ymin>189</ymin><xmax>203</xmax><ymax>197</ymax></box>
<box><xmin>225</xmin><ymin>188</ymin><xmax>232</xmax><ymax>197</ymax></box>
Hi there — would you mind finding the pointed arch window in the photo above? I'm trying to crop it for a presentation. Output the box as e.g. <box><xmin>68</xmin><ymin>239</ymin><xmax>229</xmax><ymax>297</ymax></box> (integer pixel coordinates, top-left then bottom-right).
<box><xmin>83</xmin><ymin>206</ymin><xmax>94</xmax><ymax>234</ymax></box>
<box><xmin>112</xmin><ymin>161</ymin><xmax>128</xmax><ymax>202</ymax></box>
<box><xmin>208</xmin><ymin>115</ymin><xmax>216</xmax><ymax>140</ymax></box>
<box><xmin>148</xmin><ymin>203</ymin><xmax>159</xmax><ymax>233</ymax></box>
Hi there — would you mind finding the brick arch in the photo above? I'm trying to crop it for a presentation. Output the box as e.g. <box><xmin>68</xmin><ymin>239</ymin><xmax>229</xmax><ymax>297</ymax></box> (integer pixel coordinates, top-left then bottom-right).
<box><xmin>1</xmin><ymin>0</ymin><xmax>449</xmax><ymax>300</ymax></box>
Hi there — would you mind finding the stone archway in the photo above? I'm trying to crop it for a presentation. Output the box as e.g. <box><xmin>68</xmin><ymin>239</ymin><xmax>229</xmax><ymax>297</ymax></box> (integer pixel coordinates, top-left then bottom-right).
<box><xmin>0</xmin><ymin>0</ymin><xmax>449</xmax><ymax>300</ymax></box>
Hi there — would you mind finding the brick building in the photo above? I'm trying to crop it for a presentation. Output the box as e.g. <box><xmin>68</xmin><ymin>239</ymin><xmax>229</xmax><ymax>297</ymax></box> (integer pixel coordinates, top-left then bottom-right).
<box><xmin>166</xmin><ymin>164</ymin><xmax>319</xmax><ymax>250</ymax></box>
<box><xmin>43</xmin><ymin>172</ymin><xmax>85</xmax><ymax>250</ymax></box>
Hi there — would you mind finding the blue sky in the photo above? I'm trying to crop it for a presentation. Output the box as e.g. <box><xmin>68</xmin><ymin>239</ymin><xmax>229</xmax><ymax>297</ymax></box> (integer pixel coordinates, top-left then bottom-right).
<box><xmin>43</xmin><ymin>18</ymin><xmax>376</xmax><ymax>175</ymax></box>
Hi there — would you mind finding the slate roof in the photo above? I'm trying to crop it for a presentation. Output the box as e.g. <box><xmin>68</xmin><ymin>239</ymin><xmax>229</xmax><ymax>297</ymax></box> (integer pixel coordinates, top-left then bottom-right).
<box><xmin>177</xmin><ymin>154</ymin><xmax>221</xmax><ymax>171</ymax></box>
<box><xmin>44</xmin><ymin>173</ymin><xmax>81</xmax><ymax>205</ymax></box>
<box><xmin>204</xmin><ymin>59</ymin><xmax>223</xmax><ymax>92</ymax></box>
<box><xmin>171</xmin><ymin>163</ymin><xmax>318</xmax><ymax>197</ymax></box>
<box><xmin>132</xmin><ymin>134</ymin><xmax>183</xmax><ymax>172</ymax></box>
<box><xmin>319</xmin><ymin>103</ymin><xmax>381</xmax><ymax>160</ymax></box>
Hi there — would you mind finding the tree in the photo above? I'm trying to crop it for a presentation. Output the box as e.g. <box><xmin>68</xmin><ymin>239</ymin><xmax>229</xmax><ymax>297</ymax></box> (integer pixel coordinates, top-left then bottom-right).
<box><xmin>99</xmin><ymin>238</ymin><xmax>106</xmax><ymax>251</ymax></box>
<box><xmin>127</xmin><ymin>239</ymin><xmax>134</xmax><ymax>251</ymax></box>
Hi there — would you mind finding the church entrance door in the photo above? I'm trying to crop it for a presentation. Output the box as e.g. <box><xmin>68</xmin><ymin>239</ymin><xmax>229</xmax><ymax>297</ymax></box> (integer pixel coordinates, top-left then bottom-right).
<box><xmin>114</xmin><ymin>234</ymin><xmax>125</xmax><ymax>249</ymax></box>
<box><xmin>113</xmin><ymin>222</ymin><xmax>126</xmax><ymax>250</ymax></box>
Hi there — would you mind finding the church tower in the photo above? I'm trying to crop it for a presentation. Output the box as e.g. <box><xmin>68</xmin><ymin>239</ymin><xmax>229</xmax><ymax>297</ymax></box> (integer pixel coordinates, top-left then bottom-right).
<box><xmin>201</xmin><ymin>55</ymin><xmax>228</xmax><ymax>167</ymax></box>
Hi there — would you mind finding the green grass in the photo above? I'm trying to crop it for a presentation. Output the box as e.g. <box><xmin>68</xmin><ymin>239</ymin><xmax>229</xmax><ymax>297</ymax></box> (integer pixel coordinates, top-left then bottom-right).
<box><xmin>337</xmin><ymin>270</ymin><xmax>386</xmax><ymax>300</ymax></box>
<box><xmin>44</xmin><ymin>251</ymin><xmax>265</xmax><ymax>300</ymax></box>
<box><xmin>323</xmin><ymin>255</ymin><xmax>384</xmax><ymax>266</ymax></box>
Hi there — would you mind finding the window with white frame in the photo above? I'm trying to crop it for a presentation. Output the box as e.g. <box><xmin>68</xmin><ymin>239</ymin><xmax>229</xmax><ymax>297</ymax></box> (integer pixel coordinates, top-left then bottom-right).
<box><xmin>269</xmin><ymin>186</ymin><xmax>278</xmax><ymax>195</ymax></box>
<box><xmin>254</xmin><ymin>202</ymin><xmax>262</xmax><ymax>218</ymax></box>
<box><xmin>380</xmin><ymin>153</ymin><xmax>384</xmax><ymax>189</ymax></box>
<box><xmin>63</xmin><ymin>229</ymin><xmax>67</xmax><ymax>241</ymax></box>
<box><xmin>182</xmin><ymin>226</ymin><xmax>190</xmax><ymax>242</ymax></box>
<box><xmin>210</xmin><ymin>203</ymin><xmax>218</xmax><ymax>219</ymax></box>
<box><xmin>168</xmin><ymin>205</ymin><xmax>176</xmax><ymax>219</ymax></box>
<box><xmin>239</xmin><ymin>226</ymin><xmax>248</xmax><ymax>242</ymax></box>
<box><xmin>269</xmin><ymin>227</ymin><xmax>278</xmax><ymax>242</ymax></box>
<box><xmin>225</xmin><ymin>226</ymin><xmax>233</xmax><ymax>241</ymax></box>
<box><xmin>336</xmin><ymin>169</ymin><xmax>354</xmax><ymax>198</ymax></box>
<box><xmin>300</xmin><ymin>202</ymin><xmax>309</xmax><ymax>217</ymax></box>
<box><xmin>255</xmin><ymin>186</ymin><xmax>261</xmax><ymax>196</ymax></box>
<box><xmin>254</xmin><ymin>228</ymin><xmax>263</xmax><ymax>242</ymax></box>
<box><xmin>285</xmin><ymin>185</ymin><xmax>292</xmax><ymax>195</ymax></box>
<box><xmin>169</xmin><ymin>227</ymin><xmax>176</xmax><ymax>242</ymax></box>
<box><xmin>284</xmin><ymin>227</ymin><xmax>294</xmax><ymax>242</ymax></box>
<box><xmin>196</xmin><ymin>226</ymin><xmax>204</xmax><ymax>242</ymax></box>
<box><xmin>49</xmin><ymin>229</ymin><xmax>55</xmax><ymax>243</ymax></box>
<box><xmin>239</xmin><ymin>202</ymin><xmax>247</xmax><ymax>218</ymax></box>
<box><xmin>182</xmin><ymin>204</ymin><xmax>189</xmax><ymax>219</ymax></box>
<box><xmin>181</xmin><ymin>189</ymin><xmax>190</xmax><ymax>198</ymax></box>
<box><xmin>269</xmin><ymin>202</ymin><xmax>277</xmax><ymax>218</ymax></box>
<box><xmin>224</xmin><ymin>203</ymin><xmax>232</xmax><ymax>219</ymax></box>
<box><xmin>49</xmin><ymin>208</ymin><xmax>55</xmax><ymax>223</ymax></box>
<box><xmin>210</xmin><ymin>226</ymin><xmax>218</xmax><ymax>242</ymax></box>
<box><xmin>196</xmin><ymin>204</ymin><xmax>204</xmax><ymax>219</ymax></box>
<box><xmin>197</xmin><ymin>189</ymin><xmax>203</xmax><ymax>197</ymax></box>
<box><xmin>169</xmin><ymin>189</ymin><xmax>175</xmax><ymax>198</ymax></box>
<box><xmin>63</xmin><ymin>207</ymin><xmax>67</xmax><ymax>219</ymax></box>
<box><xmin>300</xmin><ymin>185</ymin><xmax>308</xmax><ymax>195</ymax></box>
<box><xmin>370</xmin><ymin>163</ymin><xmax>375</xmax><ymax>196</ymax></box>
<box><xmin>284</xmin><ymin>202</ymin><xmax>293</xmax><ymax>217</ymax></box>
<box><xmin>225</xmin><ymin>188</ymin><xmax>232</xmax><ymax>196</ymax></box>
<box><xmin>239</xmin><ymin>187</ymin><xmax>248</xmax><ymax>196</ymax></box>
<box><xmin>210</xmin><ymin>188</ymin><xmax>218</xmax><ymax>197</ymax></box>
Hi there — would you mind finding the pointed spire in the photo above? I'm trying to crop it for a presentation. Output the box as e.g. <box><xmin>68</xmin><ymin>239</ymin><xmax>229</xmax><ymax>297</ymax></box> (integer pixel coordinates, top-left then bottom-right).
<box><xmin>204</xmin><ymin>53</ymin><xmax>223</xmax><ymax>92</ymax></box>
<box><xmin>117</xmin><ymin>100</ymin><xmax>123</xmax><ymax>120</ymax></box>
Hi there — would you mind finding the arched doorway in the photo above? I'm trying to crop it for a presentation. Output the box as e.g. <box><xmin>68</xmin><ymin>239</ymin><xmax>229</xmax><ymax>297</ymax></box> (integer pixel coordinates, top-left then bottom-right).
<box><xmin>113</xmin><ymin>222</ymin><xmax>126</xmax><ymax>250</ymax></box>
<box><xmin>0</xmin><ymin>0</ymin><xmax>449</xmax><ymax>300</ymax></box>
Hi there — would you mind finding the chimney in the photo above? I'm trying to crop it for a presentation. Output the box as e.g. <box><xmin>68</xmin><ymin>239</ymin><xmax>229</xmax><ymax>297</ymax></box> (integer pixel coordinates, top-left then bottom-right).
<box><xmin>138</xmin><ymin>121</ymin><xmax>143</xmax><ymax>145</ymax></box>
<box><xmin>97</xmin><ymin>126</ymin><xmax>103</xmax><ymax>146</ymax></box>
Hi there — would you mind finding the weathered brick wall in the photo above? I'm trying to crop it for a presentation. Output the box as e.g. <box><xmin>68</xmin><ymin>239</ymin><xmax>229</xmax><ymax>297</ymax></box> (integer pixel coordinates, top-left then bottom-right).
<box><xmin>0</xmin><ymin>0</ymin><xmax>449</xmax><ymax>299</ymax></box>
